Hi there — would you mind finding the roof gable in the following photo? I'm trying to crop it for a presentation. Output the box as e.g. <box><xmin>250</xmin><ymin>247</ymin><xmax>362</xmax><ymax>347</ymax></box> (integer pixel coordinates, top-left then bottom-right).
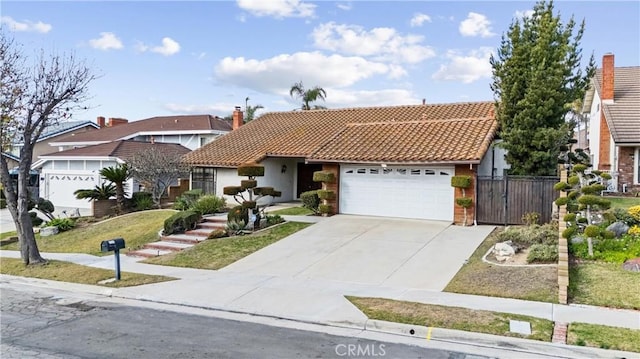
<box><xmin>38</xmin><ymin>140</ymin><xmax>191</xmax><ymax>160</ymax></box>
<box><xmin>184</xmin><ymin>101</ymin><xmax>496</xmax><ymax>167</ymax></box>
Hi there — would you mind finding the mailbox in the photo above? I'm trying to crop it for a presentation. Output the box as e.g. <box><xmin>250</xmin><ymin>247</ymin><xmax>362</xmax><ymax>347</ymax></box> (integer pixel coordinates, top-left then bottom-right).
<box><xmin>101</xmin><ymin>238</ymin><xmax>125</xmax><ymax>252</ymax></box>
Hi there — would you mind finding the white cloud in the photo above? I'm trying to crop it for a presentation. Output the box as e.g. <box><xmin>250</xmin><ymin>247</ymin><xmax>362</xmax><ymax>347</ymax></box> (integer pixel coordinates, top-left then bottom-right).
<box><xmin>311</xmin><ymin>22</ymin><xmax>435</xmax><ymax>64</ymax></box>
<box><xmin>164</xmin><ymin>103</ymin><xmax>232</xmax><ymax>115</ymax></box>
<box><xmin>432</xmin><ymin>47</ymin><xmax>493</xmax><ymax>83</ymax></box>
<box><xmin>514</xmin><ymin>9</ymin><xmax>534</xmax><ymax>20</ymax></box>
<box><xmin>89</xmin><ymin>32</ymin><xmax>123</xmax><ymax>51</ymax></box>
<box><xmin>323</xmin><ymin>88</ymin><xmax>421</xmax><ymax>108</ymax></box>
<box><xmin>459</xmin><ymin>12</ymin><xmax>495</xmax><ymax>38</ymax></box>
<box><xmin>1</xmin><ymin>16</ymin><xmax>52</xmax><ymax>33</ymax></box>
<box><xmin>214</xmin><ymin>51</ymin><xmax>395</xmax><ymax>94</ymax></box>
<box><xmin>237</xmin><ymin>0</ymin><xmax>315</xmax><ymax>19</ymax></box>
<box><xmin>136</xmin><ymin>37</ymin><xmax>181</xmax><ymax>56</ymax></box>
<box><xmin>410</xmin><ymin>13</ymin><xmax>431</xmax><ymax>27</ymax></box>
<box><xmin>336</xmin><ymin>2</ymin><xmax>352</xmax><ymax>11</ymax></box>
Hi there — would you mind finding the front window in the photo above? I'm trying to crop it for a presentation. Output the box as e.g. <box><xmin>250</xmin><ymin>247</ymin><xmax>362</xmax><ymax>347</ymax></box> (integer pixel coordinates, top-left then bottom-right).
<box><xmin>191</xmin><ymin>167</ymin><xmax>216</xmax><ymax>194</ymax></box>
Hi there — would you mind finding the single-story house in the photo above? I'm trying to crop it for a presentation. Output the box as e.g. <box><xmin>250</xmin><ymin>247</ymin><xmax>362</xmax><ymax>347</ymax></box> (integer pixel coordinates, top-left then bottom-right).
<box><xmin>33</xmin><ymin>140</ymin><xmax>190</xmax><ymax>212</ymax></box>
<box><xmin>183</xmin><ymin>102</ymin><xmax>507</xmax><ymax>224</ymax></box>
<box><xmin>46</xmin><ymin>114</ymin><xmax>232</xmax><ymax>153</ymax></box>
<box><xmin>582</xmin><ymin>53</ymin><xmax>640</xmax><ymax>192</ymax></box>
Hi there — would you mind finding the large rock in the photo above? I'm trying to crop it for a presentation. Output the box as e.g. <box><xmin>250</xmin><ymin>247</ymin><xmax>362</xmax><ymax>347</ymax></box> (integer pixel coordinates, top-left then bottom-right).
<box><xmin>493</xmin><ymin>241</ymin><xmax>516</xmax><ymax>258</ymax></box>
<box><xmin>40</xmin><ymin>226</ymin><xmax>59</xmax><ymax>237</ymax></box>
<box><xmin>607</xmin><ymin>221</ymin><xmax>629</xmax><ymax>238</ymax></box>
<box><xmin>622</xmin><ymin>258</ymin><xmax>640</xmax><ymax>272</ymax></box>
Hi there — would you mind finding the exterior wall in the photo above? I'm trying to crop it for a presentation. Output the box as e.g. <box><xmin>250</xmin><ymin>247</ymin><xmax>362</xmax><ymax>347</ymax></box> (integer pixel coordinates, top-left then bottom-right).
<box><xmin>618</xmin><ymin>146</ymin><xmax>640</xmax><ymax>192</ymax></box>
<box><xmin>215</xmin><ymin>168</ymin><xmax>242</xmax><ymax>205</ymax></box>
<box><xmin>454</xmin><ymin>165</ymin><xmax>476</xmax><ymax>226</ymax></box>
<box><xmin>41</xmin><ymin>159</ymin><xmax>119</xmax><ymax>171</ymax></box>
<box><xmin>133</xmin><ymin>133</ymin><xmax>221</xmax><ymax>151</ymax></box>
<box><xmin>322</xmin><ymin>164</ymin><xmax>340</xmax><ymax>215</ymax></box>
<box><xmin>587</xmin><ymin>91</ymin><xmax>602</xmax><ymax>168</ymax></box>
<box><xmin>598</xmin><ymin>110</ymin><xmax>612</xmax><ymax>170</ymax></box>
<box><xmin>478</xmin><ymin>140</ymin><xmax>510</xmax><ymax>177</ymax></box>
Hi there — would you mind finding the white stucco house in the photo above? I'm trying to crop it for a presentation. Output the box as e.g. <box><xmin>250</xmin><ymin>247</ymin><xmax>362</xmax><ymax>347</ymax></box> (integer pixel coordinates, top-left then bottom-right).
<box><xmin>184</xmin><ymin>103</ymin><xmax>509</xmax><ymax>225</ymax></box>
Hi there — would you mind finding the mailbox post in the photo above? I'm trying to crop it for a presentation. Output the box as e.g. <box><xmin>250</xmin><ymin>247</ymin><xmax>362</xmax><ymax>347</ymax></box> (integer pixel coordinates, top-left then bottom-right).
<box><xmin>100</xmin><ymin>238</ymin><xmax>125</xmax><ymax>280</ymax></box>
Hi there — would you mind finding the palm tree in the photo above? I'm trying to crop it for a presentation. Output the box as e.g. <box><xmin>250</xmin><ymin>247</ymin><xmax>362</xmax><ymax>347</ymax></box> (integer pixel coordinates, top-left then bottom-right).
<box><xmin>289</xmin><ymin>81</ymin><xmax>327</xmax><ymax>110</ymax></box>
<box><xmin>99</xmin><ymin>164</ymin><xmax>131</xmax><ymax>211</ymax></box>
<box><xmin>74</xmin><ymin>183</ymin><xmax>116</xmax><ymax>201</ymax></box>
<box><xmin>245</xmin><ymin>97</ymin><xmax>264</xmax><ymax>122</ymax></box>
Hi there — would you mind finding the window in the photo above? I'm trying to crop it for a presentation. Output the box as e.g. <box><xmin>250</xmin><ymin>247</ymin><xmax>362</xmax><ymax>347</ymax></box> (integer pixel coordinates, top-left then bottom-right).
<box><xmin>357</xmin><ymin>168</ymin><xmax>366</xmax><ymax>174</ymax></box>
<box><xmin>425</xmin><ymin>169</ymin><xmax>435</xmax><ymax>175</ymax></box>
<box><xmin>369</xmin><ymin>168</ymin><xmax>379</xmax><ymax>174</ymax></box>
<box><xmin>383</xmin><ymin>168</ymin><xmax>393</xmax><ymax>175</ymax></box>
<box><xmin>396</xmin><ymin>168</ymin><xmax>407</xmax><ymax>175</ymax></box>
<box><xmin>345</xmin><ymin>169</ymin><xmax>354</xmax><ymax>174</ymax></box>
<box><xmin>411</xmin><ymin>169</ymin><xmax>421</xmax><ymax>175</ymax></box>
<box><xmin>440</xmin><ymin>171</ymin><xmax>450</xmax><ymax>176</ymax></box>
<box><xmin>191</xmin><ymin>167</ymin><xmax>216</xmax><ymax>194</ymax></box>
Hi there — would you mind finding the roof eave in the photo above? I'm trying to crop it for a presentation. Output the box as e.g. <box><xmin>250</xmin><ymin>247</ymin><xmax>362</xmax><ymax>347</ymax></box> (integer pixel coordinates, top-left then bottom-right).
<box><xmin>305</xmin><ymin>159</ymin><xmax>482</xmax><ymax>165</ymax></box>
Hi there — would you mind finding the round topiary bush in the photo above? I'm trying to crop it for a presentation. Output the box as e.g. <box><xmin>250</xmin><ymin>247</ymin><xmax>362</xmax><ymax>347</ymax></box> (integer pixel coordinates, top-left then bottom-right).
<box><xmin>241</xmin><ymin>180</ymin><xmax>258</xmax><ymax>189</ymax></box>
<box><xmin>584</xmin><ymin>225</ymin><xmax>601</xmax><ymax>238</ymax></box>
<box><xmin>253</xmin><ymin>187</ymin><xmax>275</xmax><ymax>196</ymax></box>
<box><xmin>451</xmin><ymin>176</ymin><xmax>472</xmax><ymax>189</ymax></box>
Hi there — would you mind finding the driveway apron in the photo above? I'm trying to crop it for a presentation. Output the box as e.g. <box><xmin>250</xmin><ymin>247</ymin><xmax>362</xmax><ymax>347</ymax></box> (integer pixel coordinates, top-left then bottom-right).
<box><xmin>222</xmin><ymin>215</ymin><xmax>494</xmax><ymax>291</ymax></box>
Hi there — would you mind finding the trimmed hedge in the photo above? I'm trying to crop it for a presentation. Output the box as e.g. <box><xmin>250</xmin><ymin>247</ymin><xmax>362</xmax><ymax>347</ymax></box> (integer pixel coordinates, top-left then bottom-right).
<box><xmin>318</xmin><ymin>204</ymin><xmax>332</xmax><ymax>214</ymax></box>
<box><xmin>317</xmin><ymin>190</ymin><xmax>335</xmax><ymax>200</ymax></box>
<box><xmin>455</xmin><ymin>197</ymin><xmax>473</xmax><ymax>208</ymax></box>
<box><xmin>253</xmin><ymin>187</ymin><xmax>275</xmax><ymax>196</ymax></box>
<box><xmin>238</xmin><ymin>164</ymin><xmax>265</xmax><ymax>177</ymax></box>
<box><xmin>241</xmin><ymin>180</ymin><xmax>258</xmax><ymax>189</ymax></box>
<box><xmin>242</xmin><ymin>201</ymin><xmax>257</xmax><ymax>209</ymax></box>
<box><xmin>313</xmin><ymin>171</ymin><xmax>336</xmax><ymax>183</ymax></box>
<box><xmin>164</xmin><ymin>210</ymin><xmax>202</xmax><ymax>235</ymax></box>
<box><xmin>301</xmin><ymin>190</ymin><xmax>320</xmax><ymax>213</ymax></box>
<box><xmin>527</xmin><ymin>244</ymin><xmax>558</xmax><ymax>263</ymax></box>
<box><xmin>223</xmin><ymin>186</ymin><xmax>243</xmax><ymax>196</ymax></box>
<box><xmin>451</xmin><ymin>175</ymin><xmax>472</xmax><ymax>189</ymax></box>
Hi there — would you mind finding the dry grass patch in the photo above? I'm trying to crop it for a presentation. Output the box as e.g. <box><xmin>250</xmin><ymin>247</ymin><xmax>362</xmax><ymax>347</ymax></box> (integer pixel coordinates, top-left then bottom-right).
<box><xmin>1</xmin><ymin>210</ymin><xmax>175</xmax><ymax>256</ymax></box>
<box><xmin>348</xmin><ymin>296</ymin><xmax>553</xmax><ymax>342</ymax></box>
<box><xmin>0</xmin><ymin>258</ymin><xmax>175</xmax><ymax>287</ymax></box>
<box><xmin>144</xmin><ymin>222</ymin><xmax>312</xmax><ymax>270</ymax></box>
<box><xmin>567</xmin><ymin>322</ymin><xmax>640</xmax><ymax>352</ymax></box>
<box><xmin>444</xmin><ymin>228</ymin><xmax>557</xmax><ymax>303</ymax></box>
<box><xmin>569</xmin><ymin>261</ymin><xmax>640</xmax><ymax>310</ymax></box>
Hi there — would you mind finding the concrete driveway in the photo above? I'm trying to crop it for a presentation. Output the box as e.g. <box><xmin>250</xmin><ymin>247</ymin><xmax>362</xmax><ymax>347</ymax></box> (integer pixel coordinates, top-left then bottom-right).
<box><xmin>222</xmin><ymin>215</ymin><xmax>494</xmax><ymax>291</ymax></box>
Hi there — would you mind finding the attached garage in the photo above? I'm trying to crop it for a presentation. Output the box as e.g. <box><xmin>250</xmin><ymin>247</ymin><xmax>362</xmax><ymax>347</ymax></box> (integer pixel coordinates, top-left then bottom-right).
<box><xmin>42</xmin><ymin>172</ymin><xmax>100</xmax><ymax>210</ymax></box>
<box><xmin>339</xmin><ymin>165</ymin><xmax>455</xmax><ymax>221</ymax></box>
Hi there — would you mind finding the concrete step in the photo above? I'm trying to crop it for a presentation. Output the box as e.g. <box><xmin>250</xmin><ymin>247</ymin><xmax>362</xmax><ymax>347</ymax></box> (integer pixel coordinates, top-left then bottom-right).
<box><xmin>185</xmin><ymin>229</ymin><xmax>216</xmax><ymax>237</ymax></box>
<box><xmin>161</xmin><ymin>233</ymin><xmax>207</xmax><ymax>244</ymax></box>
<box><xmin>127</xmin><ymin>248</ymin><xmax>174</xmax><ymax>258</ymax></box>
<box><xmin>202</xmin><ymin>216</ymin><xmax>227</xmax><ymax>224</ymax></box>
<box><xmin>144</xmin><ymin>241</ymin><xmax>193</xmax><ymax>252</ymax></box>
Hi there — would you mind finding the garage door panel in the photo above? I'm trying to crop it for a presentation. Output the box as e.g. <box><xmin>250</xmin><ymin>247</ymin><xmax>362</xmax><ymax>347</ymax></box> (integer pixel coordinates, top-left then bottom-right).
<box><xmin>45</xmin><ymin>173</ymin><xmax>99</xmax><ymax>209</ymax></box>
<box><xmin>340</xmin><ymin>166</ymin><xmax>454</xmax><ymax>221</ymax></box>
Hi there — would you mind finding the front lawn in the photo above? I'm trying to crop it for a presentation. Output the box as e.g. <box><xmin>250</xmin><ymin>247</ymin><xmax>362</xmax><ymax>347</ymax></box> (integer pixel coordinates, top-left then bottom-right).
<box><xmin>567</xmin><ymin>322</ymin><xmax>640</xmax><ymax>352</ymax></box>
<box><xmin>267</xmin><ymin>206</ymin><xmax>313</xmax><ymax>216</ymax></box>
<box><xmin>348</xmin><ymin>296</ymin><xmax>554</xmax><ymax>342</ymax></box>
<box><xmin>607</xmin><ymin>196</ymin><xmax>640</xmax><ymax>209</ymax></box>
<box><xmin>0</xmin><ymin>210</ymin><xmax>175</xmax><ymax>256</ymax></box>
<box><xmin>0</xmin><ymin>258</ymin><xmax>175</xmax><ymax>287</ymax></box>
<box><xmin>144</xmin><ymin>222</ymin><xmax>312</xmax><ymax>269</ymax></box>
<box><xmin>444</xmin><ymin>228</ymin><xmax>558</xmax><ymax>303</ymax></box>
<box><xmin>568</xmin><ymin>261</ymin><xmax>640</xmax><ymax>310</ymax></box>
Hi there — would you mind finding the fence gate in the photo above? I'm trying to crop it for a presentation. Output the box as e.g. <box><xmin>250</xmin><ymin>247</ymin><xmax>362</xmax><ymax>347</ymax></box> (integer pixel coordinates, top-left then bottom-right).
<box><xmin>476</xmin><ymin>176</ymin><xmax>559</xmax><ymax>225</ymax></box>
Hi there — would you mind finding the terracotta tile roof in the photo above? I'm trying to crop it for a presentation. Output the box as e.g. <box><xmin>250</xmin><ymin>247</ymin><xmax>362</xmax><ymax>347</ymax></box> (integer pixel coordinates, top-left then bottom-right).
<box><xmin>52</xmin><ymin>115</ymin><xmax>232</xmax><ymax>143</ymax></box>
<box><xmin>593</xmin><ymin>66</ymin><xmax>640</xmax><ymax>143</ymax></box>
<box><xmin>184</xmin><ymin>101</ymin><xmax>495</xmax><ymax>167</ymax></box>
<box><xmin>308</xmin><ymin>117</ymin><xmax>497</xmax><ymax>164</ymax></box>
<box><xmin>38</xmin><ymin>140</ymin><xmax>191</xmax><ymax>160</ymax></box>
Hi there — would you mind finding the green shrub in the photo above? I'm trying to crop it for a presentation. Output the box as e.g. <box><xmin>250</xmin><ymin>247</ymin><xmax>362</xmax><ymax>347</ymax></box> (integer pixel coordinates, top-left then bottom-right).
<box><xmin>237</xmin><ymin>164</ymin><xmax>264</xmax><ymax>177</ymax></box>
<box><xmin>318</xmin><ymin>204</ymin><xmax>332</xmax><ymax>214</ymax></box>
<box><xmin>301</xmin><ymin>190</ymin><xmax>320</xmax><ymax>213</ymax></box>
<box><xmin>317</xmin><ymin>190</ymin><xmax>335</xmax><ymax>200</ymax></box>
<box><xmin>527</xmin><ymin>244</ymin><xmax>558</xmax><ymax>263</ymax></box>
<box><xmin>241</xmin><ymin>180</ymin><xmax>257</xmax><ymax>189</ymax></box>
<box><xmin>584</xmin><ymin>225</ymin><xmax>601</xmax><ymax>237</ymax></box>
<box><xmin>227</xmin><ymin>205</ymin><xmax>249</xmax><ymax>224</ymax></box>
<box><xmin>554</xmin><ymin>182</ymin><xmax>571</xmax><ymax>191</ymax></box>
<box><xmin>610</xmin><ymin>207</ymin><xmax>639</xmax><ymax>226</ymax></box>
<box><xmin>173</xmin><ymin>190</ymin><xmax>203</xmax><ymax>210</ymax></box>
<box><xmin>455</xmin><ymin>197</ymin><xmax>473</xmax><ymax>208</ymax></box>
<box><xmin>223</xmin><ymin>186</ymin><xmax>243</xmax><ymax>196</ymax></box>
<box><xmin>242</xmin><ymin>201</ymin><xmax>257</xmax><ymax>209</ymax></box>
<box><xmin>313</xmin><ymin>171</ymin><xmax>336</xmax><ymax>183</ymax></box>
<box><xmin>163</xmin><ymin>210</ymin><xmax>202</xmax><ymax>235</ymax></box>
<box><xmin>0</xmin><ymin>199</ymin><xmax>6</xmax><ymax>209</ymax></box>
<box><xmin>522</xmin><ymin>212</ymin><xmax>540</xmax><ymax>225</ymax></box>
<box><xmin>563</xmin><ymin>213</ymin><xmax>576</xmax><ymax>222</ymax></box>
<box><xmin>132</xmin><ymin>192</ymin><xmax>154</xmax><ymax>211</ymax></box>
<box><xmin>450</xmin><ymin>176</ymin><xmax>472</xmax><ymax>189</ymax></box>
<box><xmin>253</xmin><ymin>187</ymin><xmax>275</xmax><ymax>196</ymax></box>
<box><xmin>569</xmin><ymin>235</ymin><xmax>640</xmax><ymax>263</ymax></box>
<box><xmin>266</xmin><ymin>214</ymin><xmax>285</xmax><ymax>226</ymax></box>
<box><xmin>555</xmin><ymin>197</ymin><xmax>569</xmax><ymax>206</ymax></box>
<box><xmin>45</xmin><ymin>218</ymin><xmax>76</xmax><ymax>232</ymax></box>
<box><xmin>562</xmin><ymin>226</ymin><xmax>577</xmax><ymax>239</ymax></box>
<box><xmin>496</xmin><ymin>224</ymin><xmax>558</xmax><ymax>247</ymax></box>
<box><xmin>192</xmin><ymin>195</ymin><xmax>226</xmax><ymax>215</ymax></box>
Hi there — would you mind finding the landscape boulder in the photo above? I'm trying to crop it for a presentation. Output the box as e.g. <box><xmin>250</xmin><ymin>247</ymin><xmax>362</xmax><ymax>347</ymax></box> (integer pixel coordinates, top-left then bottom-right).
<box><xmin>606</xmin><ymin>221</ymin><xmax>629</xmax><ymax>238</ymax></box>
<box><xmin>40</xmin><ymin>226</ymin><xmax>59</xmax><ymax>237</ymax></box>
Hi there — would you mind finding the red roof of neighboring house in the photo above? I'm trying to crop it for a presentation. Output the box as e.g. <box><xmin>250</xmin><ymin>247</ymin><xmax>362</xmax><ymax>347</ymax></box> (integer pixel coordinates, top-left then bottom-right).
<box><xmin>52</xmin><ymin>115</ymin><xmax>232</xmax><ymax>144</ymax></box>
<box><xmin>38</xmin><ymin>140</ymin><xmax>191</xmax><ymax>160</ymax></box>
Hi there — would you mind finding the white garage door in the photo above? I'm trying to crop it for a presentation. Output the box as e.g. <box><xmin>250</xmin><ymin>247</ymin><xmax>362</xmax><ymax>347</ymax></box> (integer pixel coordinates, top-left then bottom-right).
<box><xmin>44</xmin><ymin>173</ymin><xmax>99</xmax><ymax>210</ymax></box>
<box><xmin>339</xmin><ymin>165</ymin><xmax>455</xmax><ymax>221</ymax></box>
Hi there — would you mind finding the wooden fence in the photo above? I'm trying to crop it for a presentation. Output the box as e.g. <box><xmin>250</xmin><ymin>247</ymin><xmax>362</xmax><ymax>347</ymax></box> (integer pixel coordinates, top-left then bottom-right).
<box><xmin>476</xmin><ymin>176</ymin><xmax>559</xmax><ymax>225</ymax></box>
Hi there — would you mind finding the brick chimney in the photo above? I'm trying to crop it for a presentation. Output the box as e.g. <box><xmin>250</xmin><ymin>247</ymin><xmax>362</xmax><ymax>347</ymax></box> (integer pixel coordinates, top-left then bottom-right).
<box><xmin>97</xmin><ymin>116</ymin><xmax>106</xmax><ymax>128</ymax></box>
<box><xmin>602</xmin><ymin>53</ymin><xmax>614</xmax><ymax>104</ymax></box>
<box><xmin>232</xmin><ymin>106</ymin><xmax>243</xmax><ymax>130</ymax></box>
<box><xmin>108</xmin><ymin>117</ymin><xmax>128</xmax><ymax>127</ymax></box>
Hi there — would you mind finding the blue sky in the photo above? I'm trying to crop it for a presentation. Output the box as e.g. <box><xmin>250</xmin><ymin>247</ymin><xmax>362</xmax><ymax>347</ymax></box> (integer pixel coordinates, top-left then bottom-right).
<box><xmin>2</xmin><ymin>1</ymin><xmax>639</xmax><ymax>122</ymax></box>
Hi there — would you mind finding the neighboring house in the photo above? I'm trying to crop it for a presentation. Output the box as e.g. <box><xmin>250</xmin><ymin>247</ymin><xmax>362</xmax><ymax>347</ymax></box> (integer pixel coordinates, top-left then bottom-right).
<box><xmin>184</xmin><ymin>102</ymin><xmax>507</xmax><ymax>224</ymax></box>
<box><xmin>10</xmin><ymin>120</ymin><xmax>100</xmax><ymax>161</ymax></box>
<box><xmin>1</xmin><ymin>152</ymin><xmax>19</xmax><ymax>170</ymax></box>
<box><xmin>582</xmin><ymin>53</ymin><xmax>640</xmax><ymax>192</ymax></box>
<box><xmin>32</xmin><ymin>140</ymin><xmax>190</xmax><ymax>212</ymax></box>
<box><xmin>45</xmin><ymin>114</ymin><xmax>232</xmax><ymax>153</ymax></box>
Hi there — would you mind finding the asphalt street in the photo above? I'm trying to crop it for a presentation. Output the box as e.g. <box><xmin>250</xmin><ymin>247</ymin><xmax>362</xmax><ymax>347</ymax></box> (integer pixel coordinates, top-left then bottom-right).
<box><xmin>1</xmin><ymin>286</ymin><xmax>491</xmax><ymax>359</ymax></box>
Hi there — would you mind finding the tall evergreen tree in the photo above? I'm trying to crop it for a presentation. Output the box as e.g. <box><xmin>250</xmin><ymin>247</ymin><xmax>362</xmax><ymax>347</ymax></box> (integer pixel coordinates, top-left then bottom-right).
<box><xmin>490</xmin><ymin>0</ymin><xmax>595</xmax><ymax>176</ymax></box>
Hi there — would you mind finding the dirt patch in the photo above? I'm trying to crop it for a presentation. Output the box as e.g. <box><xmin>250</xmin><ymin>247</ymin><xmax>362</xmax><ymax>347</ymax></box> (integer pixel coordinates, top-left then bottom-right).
<box><xmin>486</xmin><ymin>247</ymin><xmax>531</xmax><ymax>265</ymax></box>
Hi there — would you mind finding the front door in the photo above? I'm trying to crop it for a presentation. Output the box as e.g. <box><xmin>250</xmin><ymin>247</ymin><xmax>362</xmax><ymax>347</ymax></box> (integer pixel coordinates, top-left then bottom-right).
<box><xmin>296</xmin><ymin>163</ymin><xmax>323</xmax><ymax>198</ymax></box>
